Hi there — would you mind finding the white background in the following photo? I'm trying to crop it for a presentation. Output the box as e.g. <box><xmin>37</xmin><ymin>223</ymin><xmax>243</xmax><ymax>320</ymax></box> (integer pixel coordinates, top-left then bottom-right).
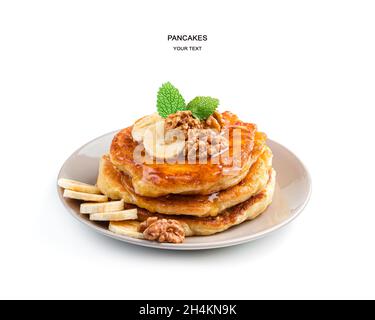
<box><xmin>1</xmin><ymin>0</ymin><xmax>374</xmax><ymax>299</ymax></box>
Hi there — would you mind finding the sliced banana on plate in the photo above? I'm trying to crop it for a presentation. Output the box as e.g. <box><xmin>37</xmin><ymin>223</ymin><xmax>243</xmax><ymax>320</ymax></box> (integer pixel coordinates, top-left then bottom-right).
<box><xmin>63</xmin><ymin>189</ymin><xmax>108</xmax><ymax>202</ymax></box>
<box><xmin>80</xmin><ymin>199</ymin><xmax>125</xmax><ymax>214</ymax></box>
<box><xmin>109</xmin><ymin>221</ymin><xmax>144</xmax><ymax>239</ymax></box>
<box><xmin>132</xmin><ymin>113</ymin><xmax>163</xmax><ymax>142</ymax></box>
<box><xmin>58</xmin><ymin>178</ymin><xmax>101</xmax><ymax>194</ymax></box>
<box><xmin>89</xmin><ymin>208</ymin><xmax>138</xmax><ymax>221</ymax></box>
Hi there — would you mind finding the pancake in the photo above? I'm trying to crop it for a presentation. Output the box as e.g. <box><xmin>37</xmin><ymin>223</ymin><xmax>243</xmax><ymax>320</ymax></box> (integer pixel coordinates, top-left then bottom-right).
<box><xmin>109</xmin><ymin>169</ymin><xmax>276</xmax><ymax>237</ymax></box>
<box><xmin>97</xmin><ymin>146</ymin><xmax>272</xmax><ymax>217</ymax></box>
<box><xmin>110</xmin><ymin>112</ymin><xmax>260</xmax><ymax>197</ymax></box>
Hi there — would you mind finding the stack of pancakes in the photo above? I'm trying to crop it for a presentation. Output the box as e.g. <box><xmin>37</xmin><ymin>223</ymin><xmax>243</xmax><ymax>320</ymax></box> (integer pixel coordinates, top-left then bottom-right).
<box><xmin>97</xmin><ymin>112</ymin><xmax>276</xmax><ymax>237</ymax></box>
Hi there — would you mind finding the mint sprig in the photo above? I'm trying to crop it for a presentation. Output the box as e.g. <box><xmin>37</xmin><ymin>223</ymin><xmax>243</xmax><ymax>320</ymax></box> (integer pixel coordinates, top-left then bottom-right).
<box><xmin>187</xmin><ymin>96</ymin><xmax>219</xmax><ymax>120</ymax></box>
<box><xmin>157</xmin><ymin>82</ymin><xmax>186</xmax><ymax>118</ymax></box>
<box><xmin>156</xmin><ymin>82</ymin><xmax>219</xmax><ymax>120</ymax></box>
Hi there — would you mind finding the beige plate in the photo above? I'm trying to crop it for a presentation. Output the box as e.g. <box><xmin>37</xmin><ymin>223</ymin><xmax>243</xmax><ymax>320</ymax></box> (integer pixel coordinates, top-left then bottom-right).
<box><xmin>57</xmin><ymin>131</ymin><xmax>311</xmax><ymax>250</ymax></box>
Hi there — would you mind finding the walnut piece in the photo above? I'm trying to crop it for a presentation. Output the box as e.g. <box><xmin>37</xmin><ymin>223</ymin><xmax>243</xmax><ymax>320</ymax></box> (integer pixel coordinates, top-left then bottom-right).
<box><xmin>205</xmin><ymin>111</ymin><xmax>224</xmax><ymax>131</ymax></box>
<box><xmin>165</xmin><ymin>111</ymin><xmax>203</xmax><ymax>138</ymax></box>
<box><xmin>139</xmin><ymin>217</ymin><xmax>158</xmax><ymax>232</ymax></box>
<box><xmin>140</xmin><ymin>217</ymin><xmax>185</xmax><ymax>243</ymax></box>
<box><xmin>186</xmin><ymin>128</ymin><xmax>229</xmax><ymax>160</ymax></box>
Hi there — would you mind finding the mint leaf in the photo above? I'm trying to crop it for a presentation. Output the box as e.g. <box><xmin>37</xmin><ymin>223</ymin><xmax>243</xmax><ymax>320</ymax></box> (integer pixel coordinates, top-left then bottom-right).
<box><xmin>157</xmin><ymin>82</ymin><xmax>186</xmax><ymax>118</ymax></box>
<box><xmin>187</xmin><ymin>96</ymin><xmax>219</xmax><ymax>120</ymax></box>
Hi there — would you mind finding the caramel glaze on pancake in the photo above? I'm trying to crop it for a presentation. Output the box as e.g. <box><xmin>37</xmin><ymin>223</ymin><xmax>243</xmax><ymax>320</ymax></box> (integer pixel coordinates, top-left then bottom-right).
<box><xmin>97</xmin><ymin>143</ymin><xmax>271</xmax><ymax>217</ymax></box>
<box><xmin>110</xmin><ymin>169</ymin><xmax>276</xmax><ymax>237</ymax></box>
<box><xmin>110</xmin><ymin>112</ymin><xmax>258</xmax><ymax>197</ymax></box>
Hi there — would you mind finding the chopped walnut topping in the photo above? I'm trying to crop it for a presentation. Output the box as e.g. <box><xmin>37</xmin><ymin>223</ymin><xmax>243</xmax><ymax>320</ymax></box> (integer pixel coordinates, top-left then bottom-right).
<box><xmin>205</xmin><ymin>115</ymin><xmax>221</xmax><ymax>131</ymax></box>
<box><xmin>205</xmin><ymin>111</ymin><xmax>224</xmax><ymax>131</ymax></box>
<box><xmin>186</xmin><ymin>129</ymin><xmax>229</xmax><ymax>161</ymax></box>
<box><xmin>164</xmin><ymin>111</ymin><xmax>228</xmax><ymax>161</ymax></box>
<box><xmin>165</xmin><ymin>111</ymin><xmax>203</xmax><ymax>138</ymax></box>
<box><xmin>140</xmin><ymin>217</ymin><xmax>185</xmax><ymax>243</ymax></box>
<box><xmin>213</xmin><ymin>111</ymin><xmax>224</xmax><ymax>126</ymax></box>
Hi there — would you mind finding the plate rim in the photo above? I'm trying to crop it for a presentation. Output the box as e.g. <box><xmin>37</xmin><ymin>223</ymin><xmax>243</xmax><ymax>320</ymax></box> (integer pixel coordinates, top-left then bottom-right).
<box><xmin>57</xmin><ymin>130</ymin><xmax>312</xmax><ymax>250</ymax></box>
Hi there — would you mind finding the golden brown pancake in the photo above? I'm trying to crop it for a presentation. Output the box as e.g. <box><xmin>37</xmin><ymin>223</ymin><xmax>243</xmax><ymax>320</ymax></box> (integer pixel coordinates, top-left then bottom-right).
<box><xmin>109</xmin><ymin>169</ymin><xmax>276</xmax><ymax>237</ymax></box>
<box><xmin>97</xmin><ymin>146</ymin><xmax>272</xmax><ymax>217</ymax></box>
<box><xmin>109</xmin><ymin>112</ymin><xmax>260</xmax><ymax>197</ymax></box>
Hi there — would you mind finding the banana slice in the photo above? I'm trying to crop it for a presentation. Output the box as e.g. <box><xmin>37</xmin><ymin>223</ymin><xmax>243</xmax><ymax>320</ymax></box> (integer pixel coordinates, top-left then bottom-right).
<box><xmin>109</xmin><ymin>221</ymin><xmax>144</xmax><ymax>238</ymax></box>
<box><xmin>80</xmin><ymin>200</ymin><xmax>124</xmax><ymax>214</ymax></box>
<box><xmin>132</xmin><ymin>113</ymin><xmax>163</xmax><ymax>142</ymax></box>
<box><xmin>63</xmin><ymin>189</ymin><xmax>108</xmax><ymax>202</ymax></box>
<box><xmin>58</xmin><ymin>178</ymin><xmax>101</xmax><ymax>194</ymax></box>
<box><xmin>89</xmin><ymin>208</ymin><xmax>138</xmax><ymax>221</ymax></box>
<box><xmin>143</xmin><ymin>121</ymin><xmax>185</xmax><ymax>160</ymax></box>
